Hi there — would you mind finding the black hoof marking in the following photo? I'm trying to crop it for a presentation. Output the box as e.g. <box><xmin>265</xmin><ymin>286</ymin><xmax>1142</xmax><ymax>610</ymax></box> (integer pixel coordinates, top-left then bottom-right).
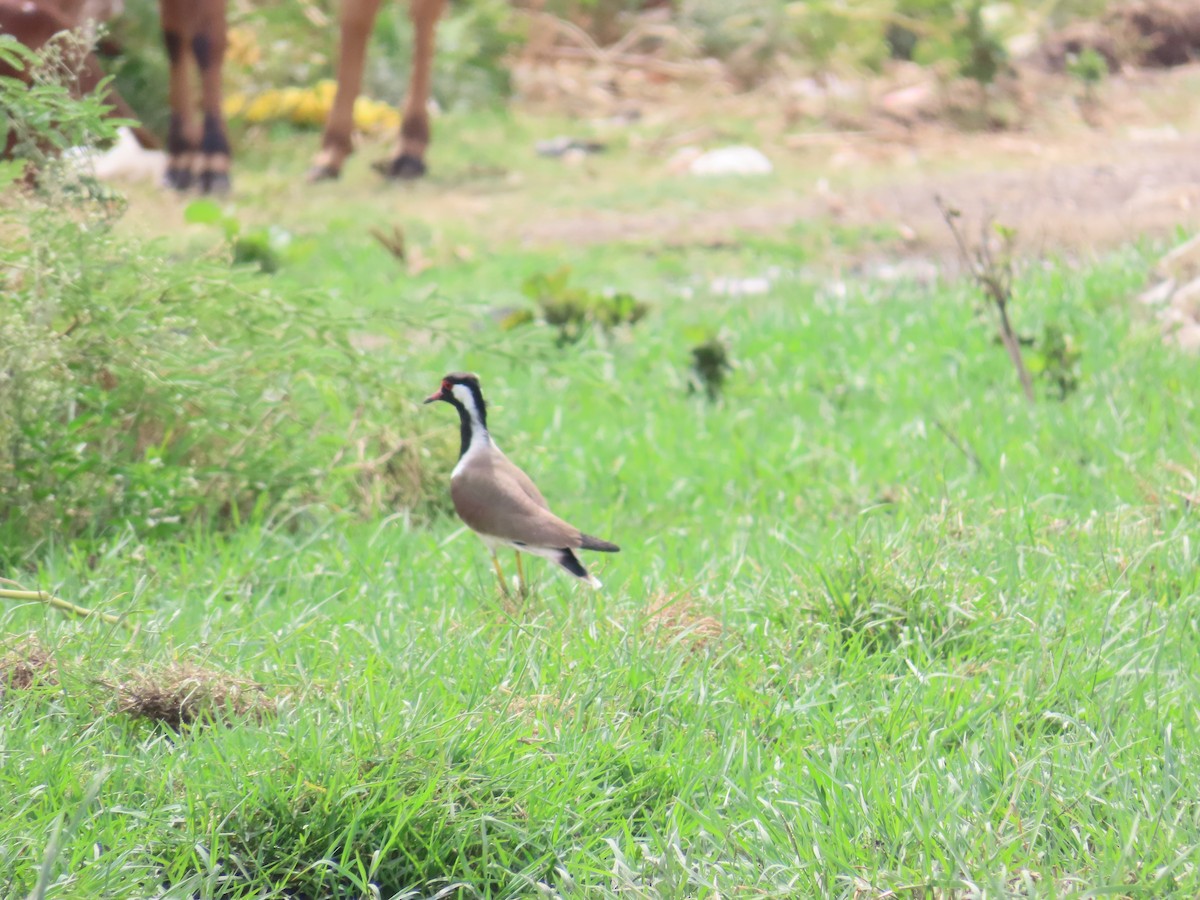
<box><xmin>375</xmin><ymin>153</ymin><xmax>427</xmax><ymax>181</ymax></box>
<box><xmin>198</xmin><ymin>170</ymin><xmax>231</xmax><ymax>195</ymax></box>
<box><xmin>306</xmin><ymin>164</ymin><xmax>341</xmax><ymax>183</ymax></box>
<box><xmin>165</xmin><ymin>166</ymin><xmax>194</xmax><ymax>191</ymax></box>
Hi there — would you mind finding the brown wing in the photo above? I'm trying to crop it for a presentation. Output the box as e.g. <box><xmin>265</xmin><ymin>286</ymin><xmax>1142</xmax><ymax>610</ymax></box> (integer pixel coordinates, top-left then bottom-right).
<box><xmin>493</xmin><ymin>447</ymin><xmax>550</xmax><ymax>510</ymax></box>
<box><xmin>452</xmin><ymin>456</ymin><xmax>581</xmax><ymax>548</ymax></box>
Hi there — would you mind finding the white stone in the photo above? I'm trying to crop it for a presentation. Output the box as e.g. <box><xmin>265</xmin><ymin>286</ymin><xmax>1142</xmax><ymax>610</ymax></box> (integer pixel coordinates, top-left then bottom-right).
<box><xmin>688</xmin><ymin>146</ymin><xmax>773</xmax><ymax>177</ymax></box>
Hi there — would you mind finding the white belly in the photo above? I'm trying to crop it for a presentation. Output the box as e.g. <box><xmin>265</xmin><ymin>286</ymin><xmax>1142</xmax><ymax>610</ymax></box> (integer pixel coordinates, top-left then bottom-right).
<box><xmin>476</xmin><ymin>532</ymin><xmax>562</xmax><ymax>560</ymax></box>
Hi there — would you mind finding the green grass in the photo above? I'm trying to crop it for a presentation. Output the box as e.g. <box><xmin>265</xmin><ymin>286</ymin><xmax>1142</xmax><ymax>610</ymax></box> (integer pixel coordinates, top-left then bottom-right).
<box><xmin>5</xmin><ymin>133</ymin><xmax>1200</xmax><ymax>897</ymax></box>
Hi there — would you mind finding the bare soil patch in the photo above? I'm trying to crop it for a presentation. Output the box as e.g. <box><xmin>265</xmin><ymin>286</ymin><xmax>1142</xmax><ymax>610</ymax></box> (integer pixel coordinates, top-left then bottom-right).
<box><xmin>512</xmin><ymin>53</ymin><xmax>1200</xmax><ymax>259</ymax></box>
<box><xmin>843</xmin><ymin>137</ymin><xmax>1200</xmax><ymax>257</ymax></box>
<box><xmin>521</xmin><ymin>131</ymin><xmax>1200</xmax><ymax>258</ymax></box>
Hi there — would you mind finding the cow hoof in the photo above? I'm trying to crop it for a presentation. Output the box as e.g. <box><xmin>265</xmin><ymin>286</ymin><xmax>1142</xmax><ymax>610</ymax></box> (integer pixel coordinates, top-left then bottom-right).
<box><xmin>306</xmin><ymin>163</ymin><xmax>341</xmax><ymax>183</ymax></box>
<box><xmin>164</xmin><ymin>166</ymin><xmax>194</xmax><ymax>191</ymax></box>
<box><xmin>198</xmin><ymin>170</ymin><xmax>231</xmax><ymax>195</ymax></box>
<box><xmin>374</xmin><ymin>153</ymin><xmax>426</xmax><ymax>180</ymax></box>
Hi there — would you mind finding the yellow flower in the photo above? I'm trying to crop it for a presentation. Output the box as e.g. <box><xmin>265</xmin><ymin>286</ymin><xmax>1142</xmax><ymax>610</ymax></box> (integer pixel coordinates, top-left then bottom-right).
<box><xmin>276</xmin><ymin>87</ymin><xmax>305</xmax><ymax>116</ymax></box>
<box><xmin>222</xmin><ymin>93</ymin><xmax>247</xmax><ymax>119</ymax></box>
<box><xmin>353</xmin><ymin>97</ymin><xmax>401</xmax><ymax>133</ymax></box>
<box><xmin>225</xmin><ymin>79</ymin><xmax>397</xmax><ymax>132</ymax></box>
<box><xmin>292</xmin><ymin>92</ymin><xmax>328</xmax><ymax>127</ymax></box>
<box><xmin>315</xmin><ymin>79</ymin><xmax>338</xmax><ymax>104</ymax></box>
<box><xmin>226</xmin><ymin>27</ymin><xmax>261</xmax><ymax>68</ymax></box>
<box><xmin>244</xmin><ymin>92</ymin><xmax>279</xmax><ymax>124</ymax></box>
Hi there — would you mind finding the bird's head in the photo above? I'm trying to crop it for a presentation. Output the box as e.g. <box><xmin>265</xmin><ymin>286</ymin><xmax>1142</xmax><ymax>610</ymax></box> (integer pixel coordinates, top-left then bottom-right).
<box><xmin>424</xmin><ymin>372</ymin><xmax>484</xmax><ymax>415</ymax></box>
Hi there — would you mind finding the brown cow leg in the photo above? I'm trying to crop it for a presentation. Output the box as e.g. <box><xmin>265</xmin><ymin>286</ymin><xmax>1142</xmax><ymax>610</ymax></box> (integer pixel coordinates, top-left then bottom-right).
<box><xmin>159</xmin><ymin>0</ymin><xmax>198</xmax><ymax>190</ymax></box>
<box><xmin>376</xmin><ymin>0</ymin><xmax>446</xmax><ymax>180</ymax></box>
<box><xmin>308</xmin><ymin>0</ymin><xmax>384</xmax><ymax>182</ymax></box>
<box><xmin>159</xmin><ymin>0</ymin><xmax>229</xmax><ymax>193</ymax></box>
<box><xmin>192</xmin><ymin>0</ymin><xmax>230</xmax><ymax>194</ymax></box>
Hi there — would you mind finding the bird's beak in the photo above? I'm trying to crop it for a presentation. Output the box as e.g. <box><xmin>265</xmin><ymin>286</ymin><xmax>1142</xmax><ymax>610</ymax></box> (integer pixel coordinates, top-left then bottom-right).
<box><xmin>423</xmin><ymin>389</ymin><xmax>444</xmax><ymax>405</ymax></box>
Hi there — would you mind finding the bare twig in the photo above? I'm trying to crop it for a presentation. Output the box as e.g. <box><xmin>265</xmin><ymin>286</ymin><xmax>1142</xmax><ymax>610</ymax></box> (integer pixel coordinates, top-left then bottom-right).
<box><xmin>935</xmin><ymin>195</ymin><xmax>1035</xmax><ymax>404</ymax></box>
<box><xmin>607</xmin><ymin>21</ymin><xmax>704</xmax><ymax>59</ymax></box>
<box><xmin>0</xmin><ymin>588</ymin><xmax>130</xmax><ymax>628</ymax></box>
<box><xmin>932</xmin><ymin>417</ymin><xmax>986</xmax><ymax>472</ymax></box>
<box><xmin>524</xmin><ymin>10</ymin><xmax>603</xmax><ymax>57</ymax></box>
<box><xmin>517</xmin><ymin>10</ymin><xmax>716</xmax><ymax>79</ymax></box>
<box><xmin>369</xmin><ymin>225</ymin><xmax>406</xmax><ymax>261</ymax></box>
<box><xmin>531</xmin><ymin>45</ymin><xmax>715</xmax><ymax>78</ymax></box>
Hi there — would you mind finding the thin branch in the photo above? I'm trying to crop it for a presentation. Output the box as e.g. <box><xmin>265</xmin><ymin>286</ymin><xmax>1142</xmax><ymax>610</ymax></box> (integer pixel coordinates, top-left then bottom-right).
<box><xmin>993</xmin><ymin>293</ymin><xmax>1035</xmax><ymax>404</ymax></box>
<box><xmin>369</xmin><ymin>225</ymin><xmax>406</xmax><ymax>261</ymax></box>
<box><xmin>0</xmin><ymin>588</ymin><xmax>131</xmax><ymax>628</ymax></box>
<box><xmin>932</xmin><ymin>417</ymin><xmax>986</xmax><ymax>472</ymax></box>
<box><xmin>935</xmin><ymin>194</ymin><xmax>1035</xmax><ymax>405</ymax></box>
<box><xmin>530</xmin><ymin>45</ymin><xmax>715</xmax><ymax>78</ymax></box>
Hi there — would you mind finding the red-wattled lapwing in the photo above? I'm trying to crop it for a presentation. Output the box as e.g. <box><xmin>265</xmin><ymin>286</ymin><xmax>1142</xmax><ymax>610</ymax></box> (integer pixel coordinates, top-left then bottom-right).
<box><xmin>424</xmin><ymin>373</ymin><xmax>619</xmax><ymax>593</ymax></box>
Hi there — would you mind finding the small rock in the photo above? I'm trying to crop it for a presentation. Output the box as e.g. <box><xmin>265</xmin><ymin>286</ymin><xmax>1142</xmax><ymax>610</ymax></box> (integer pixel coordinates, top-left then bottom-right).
<box><xmin>535</xmin><ymin>136</ymin><xmax>606</xmax><ymax>158</ymax></box>
<box><xmin>710</xmin><ymin>276</ymin><xmax>771</xmax><ymax>297</ymax></box>
<box><xmin>666</xmin><ymin>146</ymin><xmax>703</xmax><ymax>175</ymax></box>
<box><xmin>592</xmin><ymin>109</ymin><xmax>642</xmax><ymax>127</ymax></box>
<box><xmin>1171</xmin><ymin>276</ymin><xmax>1200</xmax><ymax>315</ymax></box>
<box><xmin>1139</xmin><ymin>278</ymin><xmax>1175</xmax><ymax>306</ymax></box>
<box><xmin>860</xmin><ymin>257</ymin><xmax>940</xmax><ymax>285</ymax></box>
<box><xmin>878</xmin><ymin>81</ymin><xmax>938</xmax><ymax>122</ymax></box>
<box><xmin>1128</xmin><ymin>125</ymin><xmax>1181</xmax><ymax>143</ymax></box>
<box><xmin>1155</xmin><ymin>232</ymin><xmax>1200</xmax><ymax>282</ymax></box>
<box><xmin>687</xmin><ymin>146</ymin><xmax>773</xmax><ymax>177</ymax></box>
<box><xmin>1169</xmin><ymin>322</ymin><xmax>1200</xmax><ymax>351</ymax></box>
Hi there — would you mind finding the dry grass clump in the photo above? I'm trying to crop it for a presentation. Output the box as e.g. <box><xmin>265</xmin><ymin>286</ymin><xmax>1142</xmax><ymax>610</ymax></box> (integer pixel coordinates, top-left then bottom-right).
<box><xmin>643</xmin><ymin>592</ymin><xmax>724</xmax><ymax>652</ymax></box>
<box><xmin>0</xmin><ymin>636</ymin><xmax>57</xmax><ymax>697</ymax></box>
<box><xmin>112</xmin><ymin>662</ymin><xmax>275</xmax><ymax>729</ymax></box>
<box><xmin>496</xmin><ymin>685</ymin><xmax>563</xmax><ymax>719</ymax></box>
<box><xmin>494</xmin><ymin>683</ymin><xmax>572</xmax><ymax>743</ymax></box>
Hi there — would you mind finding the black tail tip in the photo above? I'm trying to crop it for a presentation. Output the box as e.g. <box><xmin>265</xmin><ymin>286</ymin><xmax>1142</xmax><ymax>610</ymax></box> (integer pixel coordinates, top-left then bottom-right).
<box><xmin>580</xmin><ymin>534</ymin><xmax>620</xmax><ymax>553</ymax></box>
<box><xmin>557</xmin><ymin>548</ymin><xmax>602</xmax><ymax>588</ymax></box>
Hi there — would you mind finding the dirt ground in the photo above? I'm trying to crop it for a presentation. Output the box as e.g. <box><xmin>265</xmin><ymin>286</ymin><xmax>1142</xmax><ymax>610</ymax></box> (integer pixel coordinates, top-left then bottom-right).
<box><xmin>513</xmin><ymin>60</ymin><xmax>1200</xmax><ymax>261</ymax></box>
<box><xmin>522</xmin><ymin>134</ymin><xmax>1200</xmax><ymax>254</ymax></box>
<box><xmin>109</xmin><ymin>54</ymin><xmax>1200</xmax><ymax>276</ymax></box>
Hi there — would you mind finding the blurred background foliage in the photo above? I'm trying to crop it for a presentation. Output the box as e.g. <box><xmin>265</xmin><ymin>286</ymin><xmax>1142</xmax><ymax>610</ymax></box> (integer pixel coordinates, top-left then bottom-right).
<box><xmin>101</xmin><ymin>0</ymin><xmax>1123</xmax><ymax>137</ymax></box>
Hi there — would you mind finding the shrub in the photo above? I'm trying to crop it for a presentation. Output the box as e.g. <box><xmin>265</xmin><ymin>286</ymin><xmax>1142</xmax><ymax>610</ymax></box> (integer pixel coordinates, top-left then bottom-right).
<box><xmin>0</xmin><ymin>48</ymin><xmax>448</xmax><ymax>562</ymax></box>
<box><xmin>511</xmin><ymin>267</ymin><xmax>648</xmax><ymax>347</ymax></box>
<box><xmin>687</xmin><ymin>333</ymin><xmax>732</xmax><ymax>401</ymax></box>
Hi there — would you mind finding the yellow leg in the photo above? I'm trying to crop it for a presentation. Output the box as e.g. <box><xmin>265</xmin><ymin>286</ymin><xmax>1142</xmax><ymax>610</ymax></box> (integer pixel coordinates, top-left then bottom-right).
<box><xmin>490</xmin><ymin>552</ymin><xmax>508</xmax><ymax>595</ymax></box>
<box><xmin>514</xmin><ymin>551</ymin><xmax>526</xmax><ymax>596</ymax></box>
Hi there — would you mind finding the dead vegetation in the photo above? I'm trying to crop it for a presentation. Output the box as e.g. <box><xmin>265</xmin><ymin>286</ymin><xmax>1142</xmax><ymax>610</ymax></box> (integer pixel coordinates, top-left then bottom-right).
<box><xmin>1</xmin><ymin>637</ymin><xmax>274</xmax><ymax>728</ymax></box>
<box><xmin>935</xmin><ymin>196</ymin><xmax>1035</xmax><ymax>404</ymax></box>
<box><xmin>0</xmin><ymin>636</ymin><xmax>57</xmax><ymax>697</ymax></box>
<box><xmin>1139</xmin><ymin>232</ymin><xmax>1200</xmax><ymax>350</ymax></box>
<box><xmin>111</xmin><ymin>662</ymin><xmax>275</xmax><ymax>729</ymax></box>
<box><xmin>643</xmin><ymin>593</ymin><xmax>724</xmax><ymax>651</ymax></box>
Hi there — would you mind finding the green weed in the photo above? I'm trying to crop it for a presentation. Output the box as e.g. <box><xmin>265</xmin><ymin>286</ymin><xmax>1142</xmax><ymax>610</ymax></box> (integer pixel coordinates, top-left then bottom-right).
<box><xmin>515</xmin><ymin>266</ymin><xmax>649</xmax><ymax>346</ymax></box>
<box><xmin>687</xmin><ymin>333</ymin><xmax>732</xmax><ymax>401</ymax></box>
